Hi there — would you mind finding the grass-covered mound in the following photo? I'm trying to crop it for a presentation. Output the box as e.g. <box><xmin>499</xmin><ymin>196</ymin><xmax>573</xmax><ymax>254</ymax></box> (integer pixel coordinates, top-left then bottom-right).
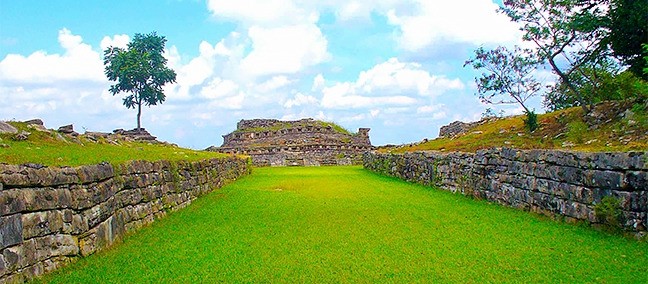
<box><xmin>234</xmin><ymin>119</ymin><xmax>353</xmax><ymax>135</ymax></box>
<box><xmin>385</xmin><ymin>100</ymin><xmax>647</xmax><ymax>153</ymax></box>
<box><xmin>37</xmin><ymin>167</ymin><xmax>647</xmax><ymax>283</ymax></box>
<box><xmin>0</xmin><ymin>121</ymin><xmax>229</xmax><ymax>167</ymax></box>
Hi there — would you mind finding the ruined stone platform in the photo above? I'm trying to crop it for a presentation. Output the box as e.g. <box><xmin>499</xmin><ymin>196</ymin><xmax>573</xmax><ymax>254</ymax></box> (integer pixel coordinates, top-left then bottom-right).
<box><xmin>207</xmin><ymin>119</ymin><xmax>373</xmax><ymax>166</ymax></box>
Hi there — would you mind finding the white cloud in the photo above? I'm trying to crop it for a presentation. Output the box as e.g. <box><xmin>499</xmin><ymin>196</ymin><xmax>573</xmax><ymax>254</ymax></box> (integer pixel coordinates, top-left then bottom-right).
<box><xmin>320</xmin><ymin>58</ymin><xmax>463</xmax><ymax>109</ymax></box>
<box><xmin>200</xmin><ymin>78</ymin><xmax>239</xmax><ymax>100</ymax></box>
<box><xmin>357</xmin><ymin>58</ymin><xmax>464</xmax><ymax>96</ymax></box>
<box><xmin>385</xmin><ymin>0</ymin><xmax>521</xmax><ymax>51</ymax></box>
<box><xmin>100</xmin><ymin>34</ymin><xmax>129</xmax><ymax>51</ymax></box>
<box><xmin>241</xmin><ymin>24</ymin><xmax>330</xmax><ymax>76</ymax></box>
<box><xmin>257</xmin><ymin>76</ymin><xmax>292</xmax><ymax>93</ymax></box>
<box><xmin>284</xmin><ymin>93</ymin><xmax>318</xmax><ymax>108</ymax></box>
<box><xmin>312</xmin><ymin>74</ymin><xmax>325</xmax><ymax>91</ymax></box>
<box><xmin>0</xmin><ymin>28</ymin><xmax>105</xmax><ymax>83</ymax></box>
<box><xmin>206</xmin><ymin>0</ymin><xmax>313</xmax><ymax>26</ymax></box>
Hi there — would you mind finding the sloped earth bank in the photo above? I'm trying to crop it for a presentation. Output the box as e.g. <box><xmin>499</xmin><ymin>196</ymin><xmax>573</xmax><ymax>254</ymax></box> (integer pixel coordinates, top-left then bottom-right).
<box><xmin>38</xmin><ymin>167</ymin><xmax>647</xmax><ymax>283</ymax></box>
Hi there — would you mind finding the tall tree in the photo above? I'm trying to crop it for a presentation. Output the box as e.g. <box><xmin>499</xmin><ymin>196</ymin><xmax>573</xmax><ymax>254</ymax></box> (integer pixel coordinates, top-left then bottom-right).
<box><xmin>103</xmin><ymin>32</ymin><xmax>177</xmax><ymax>130</ymax></box>
<box><xmin>500</xmin><ymin>0</ymin><xmax>610</xmax><ymax>112</ymax></box>
<box><xmin>465</xmin><ymin>46</ymin><xmax>541</xmax><ymax>131</ymax></box>
<box><xmin>608</xmin><ymin>0</ymin><xmax>648</xmax><ymax>80</ymax></box>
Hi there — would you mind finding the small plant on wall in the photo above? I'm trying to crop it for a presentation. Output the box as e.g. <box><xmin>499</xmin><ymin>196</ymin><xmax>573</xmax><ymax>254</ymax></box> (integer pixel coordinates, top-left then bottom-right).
<box><xmin>594</xmin><ymin>196</ymin><xmax>623</xmax><ymax>231</ymax></box>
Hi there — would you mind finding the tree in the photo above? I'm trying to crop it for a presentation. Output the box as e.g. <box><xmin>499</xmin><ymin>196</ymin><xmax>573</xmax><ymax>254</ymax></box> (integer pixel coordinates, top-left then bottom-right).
<box><xmin>500</xmin><ymin>0</ymin><xmax>610</xmax><ymax>112</ymax></box>
<box><xmin>544</xmin><ymin>57</ymin><xmax>620</xmax><ymax>110</ymax></box>
<box><xmin>465</xmin><ymin>46</ymin><xmax>541</xmax><ymax>131</ymax></box>
<box><xmin>103</xmin><ymin>32</ymin><xmax>177</xmax><ymax>130</ymax></box>
<box><xmin>608</xmin><ymin>0</ymin><xmax>648</xmax><ymax>80</ymax></box>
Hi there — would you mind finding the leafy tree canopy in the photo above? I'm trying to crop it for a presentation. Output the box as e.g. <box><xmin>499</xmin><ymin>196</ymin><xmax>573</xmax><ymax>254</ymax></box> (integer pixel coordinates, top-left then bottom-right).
<box><xmin>103</xmin><ymin>32</ymin><xmax>177</xmax><ymax>130</ymax></box>
<box><xmin>608</xmin><ymin>0</ymin><xmax>648</xmax><ymax>79</ymax></box>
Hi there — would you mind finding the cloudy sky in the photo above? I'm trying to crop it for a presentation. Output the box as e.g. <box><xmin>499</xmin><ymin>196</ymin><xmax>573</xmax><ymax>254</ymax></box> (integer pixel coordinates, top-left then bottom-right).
<box><xmin>0</xmin><ymin>0</ymin><xmax>546</xmax><ymax>149</ymax></box>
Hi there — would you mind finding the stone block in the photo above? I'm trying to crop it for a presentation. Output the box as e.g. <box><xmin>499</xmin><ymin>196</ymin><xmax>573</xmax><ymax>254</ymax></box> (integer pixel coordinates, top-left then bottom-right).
<box><xmin>625</xmin><ymin>171</ymin><xmax>647</xmax><ymax>191</ymax></box>
<box><xmin>590</xmin><ymin>152</ymin><xmax>646</xmax><ymax>170</ymax></box>
<box><xmin>22</xmin><ymin>187</ymin><xmax>72</xmax><ymax>212</ymax></box>
<box><xmin>584</xmin><ymin>170</ymin><xmax>625</xmax><ymax>190</ymax></box>
<box><xmin>21</xmin><ymin>211</ymin><xmax>65</xmax><ymax>239</ymax></box>
<box><xmin>2</xmin><ymin>246</ymin><xmax>20</xmax><ymax>273</ymax></box>
<box><xmin>0</xmin><ymin>190</ymin><xmax>26</xmax><ymax>216</ymax></box>
<box><xmin>76</xmin><ymin>162</ymin><xmax>114</xmax><ymax>184</ymax></box>
<box><xmin>0</xmin><ymin>214</ymin><xmax>22</xmax><ymax>249</ymax></box>
<box><xmin>613</xmin><ymin>190</ymin><xmax>647</xmax><ymax>212</ymax></box>
<box><xmin>78</xmin><ymin>232</ymin><xmax>97</xmax><ymax>257</ymax></box>
<box><xmin>0</xmin><ymin>253</ymin><xmax>7</xmax><ymax>278</ymax></box>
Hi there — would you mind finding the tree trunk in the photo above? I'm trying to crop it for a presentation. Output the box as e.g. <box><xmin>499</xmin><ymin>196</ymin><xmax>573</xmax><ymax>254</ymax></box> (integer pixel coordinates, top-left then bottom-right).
<box><xmin>137</xmin><ymin>100</ymin><xmax>142</xmax><ymax>131</ymax></box>
<box><xmin>547</xmin><ymin>57</ymin><xmax>591</xmax><ymax>113</ymax></box>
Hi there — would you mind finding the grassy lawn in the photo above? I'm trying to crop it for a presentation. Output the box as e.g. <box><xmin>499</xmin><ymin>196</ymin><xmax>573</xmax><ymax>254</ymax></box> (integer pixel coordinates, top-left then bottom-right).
<box><xmin>37</xmin><ymin>166</ymin><xmax>647</xmax><ymax>283</ymax></box>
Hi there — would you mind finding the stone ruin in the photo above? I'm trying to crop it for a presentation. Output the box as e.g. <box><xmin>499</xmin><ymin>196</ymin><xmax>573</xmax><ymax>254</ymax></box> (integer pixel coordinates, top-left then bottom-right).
<box><xmin>0</xmin><ymin>119</ymin><xmax>160</xmax><ymax>145</ymax></box>
<box><xmin>207</xmin><ymin>118</ymin><xmax>373</xmax><ymax>166</ymax></box>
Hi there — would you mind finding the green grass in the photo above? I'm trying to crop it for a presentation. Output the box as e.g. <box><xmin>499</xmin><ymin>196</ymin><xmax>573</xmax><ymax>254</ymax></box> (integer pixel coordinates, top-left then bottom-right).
<box><xmin>0</xmin><ymin>122</ymin><xmax>230</xmax><ymax>167</ymax></box>
<box><xmin>36</xmin><ymin>166</ymin><xmax>647</xmax><ymax>283</ymax></box>
<box><xmin>386</xmin><ymin>101</ymin><xmax>648</xmax><ymax>153</ymax></box>
<box><xmin>234</xmin><ymin>120</ymin><xmax>353</xmax><ymax>135</ymax></box>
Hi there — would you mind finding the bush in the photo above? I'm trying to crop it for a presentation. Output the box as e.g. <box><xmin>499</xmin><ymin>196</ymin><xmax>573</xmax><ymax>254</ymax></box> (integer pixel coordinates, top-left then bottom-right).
<box><xmin>594</xmin><ymin>196</ymin><xmax>622</xmax><ymax>229</ymax></box>
<box><xmin>523</xmin><ymin>110</ymin><xmax>539</xmax><ymax>132</ymax></box>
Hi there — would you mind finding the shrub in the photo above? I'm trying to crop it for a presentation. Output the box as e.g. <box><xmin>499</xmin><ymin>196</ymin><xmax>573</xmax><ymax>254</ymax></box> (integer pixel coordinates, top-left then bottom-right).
<box><xmin>594</xmin><ymin>196</ymin><xmax>622</xmax><ymax>229</ymax></box>
<box><xmin>523</xmin><ymin>110</ymin><xmax>539</xmax><ymax>132</ymax></box>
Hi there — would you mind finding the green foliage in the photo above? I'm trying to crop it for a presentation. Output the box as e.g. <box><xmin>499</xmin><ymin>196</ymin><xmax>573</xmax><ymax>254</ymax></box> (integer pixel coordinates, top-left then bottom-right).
<box><xmin>608</xmin><ymin>0</ymin><xmax>648</xmax><ymax>79</ymax></box>
<box><xmin>39</xmin><ymin>167</ymin><xmax>648</xmax><ymax>283</ymax></box>
<box><xmin>644</xmin><ymin>43</ymin><xmax>648</xmax><ymax>76</ymax></box>
<box><xmin>523</xmin><ymin>110</ymin><xmax>539</xmax><ymax>132</ymax></box>
<box><xmin>481</xmin><ymin>108</ymin><xmax>505</xmax><ymax>119</ymax></box>
<box><xmin>500</xmin><ymin>0</ymin><xmax>610</xmax><ymax>112</ymax></box>
<box><xmin>544</xmin><ymin>64</ymin><xmax>647</xmax><ymax>111</ymax></box>
<box><xmin>465</xmin><ymin>46</ymin><xmax>539</xmax><ymax>115</ymax></box>
<box><xmin>595</xmin><ymin>196</ymin><xmax>623</xmax><ymax>230</ymax></box>
<box><xmin>103</xmin><ymin>32</ymin><xmax>177</xmax><ymax>129</ymax></box>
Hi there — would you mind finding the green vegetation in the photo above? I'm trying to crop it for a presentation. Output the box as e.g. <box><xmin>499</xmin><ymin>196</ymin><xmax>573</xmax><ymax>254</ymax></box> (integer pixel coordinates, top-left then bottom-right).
<box><xmin>465</xmin><ymin>46</ymin><xmax>541</xmax><ymax>131</ymax></box>
<box><xmin>595</xmin><ymin>196</ymin><xmax>623</xmax><ymax>230</ymax></box>
<box><xmin>103</xmin><ymin>32</ymin><xmax>177</xmax><ymax>130</ymax></box>
<box><xmin>386</xmin><ymin>101</ymin><xmax>648</xmax><ymax>153</ymax></box>
<box><xmin>472</xmin><ymin>1</ymin><xmax>648</xmax><ymax>113</ymax></box>
<box><xmin>0</xmin><ymin>122</ymin><xmax>228</xmax><ymax>167</ymax></box>
<box><xmin>235</xmin><ymin>120</ymin><xmax>353</xmax><ymax>135</ymax></box>
<box><xmin>36</xmin><ymin>167</ymin><xmax>647</xmax><ymax>283</ymax></box>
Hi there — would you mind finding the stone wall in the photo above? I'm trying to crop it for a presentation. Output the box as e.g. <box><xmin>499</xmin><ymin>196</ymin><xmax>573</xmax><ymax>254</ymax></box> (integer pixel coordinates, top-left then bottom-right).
<box><xmin>0</xmin><ymin>157</ymin><xmax>250</xmax><ymax>283</ymax></box>
<box><xmin>363</xmin><ymin>149</ymin><xmax>647</xmax><ymax>234</ymax></box>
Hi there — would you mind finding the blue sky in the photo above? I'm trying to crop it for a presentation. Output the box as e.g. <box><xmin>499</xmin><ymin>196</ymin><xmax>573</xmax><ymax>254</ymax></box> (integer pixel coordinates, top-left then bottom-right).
<box><xmin>0</xmin><ymin>0</ymin><xmax>546</xmax><ymax>149</ymax></box>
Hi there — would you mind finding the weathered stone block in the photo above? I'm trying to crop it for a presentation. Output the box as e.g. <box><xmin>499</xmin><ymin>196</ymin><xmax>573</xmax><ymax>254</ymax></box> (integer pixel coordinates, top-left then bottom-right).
<box><xmin>21</xmin><ymin>187</ymin><xmax>72</xmax><ymax>212</ymax></box>
<box><xmin>584</xmin><ymin>170</ymin><xmax>625</xmax><ymax>190</ymax></box>
<box><xmin>76</xmin><ymin>163</ymin><xmax>114</xmax><ymax>184</ymax></box>
<box><xmin>0</xmin><ymin>214</ymin><xmax>22</xmax><ymax>249</ymax></box>
<box><xmin>0</xmin><ymin>253</ymin><xmax>7</xmax><ymax>278</ymax></box>
<box><xmin>625</xmin><ymin>171</ymin><xmax>647</xmax><ymax>191</ymax></box>
<box><xmin>0</xmin><ymin>190</ymin><xmax>26</xmax><ymax>216</ymax></box>
<box><xmin>21</xmin><ymin>211</ymin><xmax>65</xmax><ymax>239</ymax></box>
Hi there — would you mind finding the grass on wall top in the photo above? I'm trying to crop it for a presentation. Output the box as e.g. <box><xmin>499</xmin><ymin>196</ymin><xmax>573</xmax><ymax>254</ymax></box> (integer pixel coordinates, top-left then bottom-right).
<box><xmin>0</xmin><ymin>122</ymin><xmax>231</xmax><ymax>167</ymax></box>
<box><xmin>234</xmin><ymin>120</ymin><xmax>354</xmax><ymax>135</ymax></box>
<box><xmin>385</xmin><ymin>101</ymin><xmax>648</xmax><ymax>153</ymax></box>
